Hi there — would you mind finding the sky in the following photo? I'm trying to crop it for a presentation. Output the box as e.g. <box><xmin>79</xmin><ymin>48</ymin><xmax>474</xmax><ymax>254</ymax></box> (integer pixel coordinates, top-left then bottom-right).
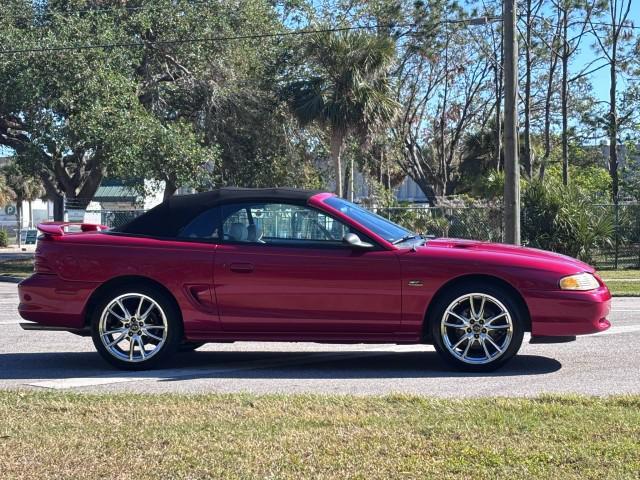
<box><xmin>1</xmin><ymin>4</ymin><xmax>638</xmax><ymax>158</ymax></box>
<box><xmin>573</xmin><ymin>8</ymin><xmax>640</xmax><ymax>102</ymax></box>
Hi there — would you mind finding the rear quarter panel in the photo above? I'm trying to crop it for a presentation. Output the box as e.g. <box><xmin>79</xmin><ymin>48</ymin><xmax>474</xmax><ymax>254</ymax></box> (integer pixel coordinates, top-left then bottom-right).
<box><xmin>30</xmin><ymin>233</ymin><xmax>219</xmax><ymax>333</ymax></box>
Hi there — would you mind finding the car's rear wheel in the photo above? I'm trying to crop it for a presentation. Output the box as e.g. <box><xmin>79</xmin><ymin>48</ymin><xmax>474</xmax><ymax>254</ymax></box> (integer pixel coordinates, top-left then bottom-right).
<box><xmin>90</xmin><ymin>285</ymin><xmax>181</xmax><ymax>370</ymax></box>
<box><xmin>429</xmin><ymin>283</ymin><xmax>525</xmax><ymax>372</ymax></box>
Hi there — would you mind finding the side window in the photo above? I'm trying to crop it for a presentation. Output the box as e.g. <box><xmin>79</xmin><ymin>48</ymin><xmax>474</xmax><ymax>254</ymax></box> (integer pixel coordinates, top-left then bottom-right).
<box><xmin>221</xmin><ymin>203</ymin><xmax>352</xmax><ymax>246</ymax></box>
<box><xmin>177</xmin><ymin>207</ymin><xmax>221</xmax><ymax>240</ymax></box>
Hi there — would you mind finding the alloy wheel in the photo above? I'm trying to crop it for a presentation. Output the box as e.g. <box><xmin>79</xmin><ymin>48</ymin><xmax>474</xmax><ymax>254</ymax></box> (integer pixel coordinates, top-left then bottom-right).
<box><xmin>98</xmin><ymin>293</ymin><xmax>168</xmax><ymax>363</ymax></box>
<box><xmin>440</xmin><ymin>293</ymin><xmax>513</xmax><ymax>365</ymax></box>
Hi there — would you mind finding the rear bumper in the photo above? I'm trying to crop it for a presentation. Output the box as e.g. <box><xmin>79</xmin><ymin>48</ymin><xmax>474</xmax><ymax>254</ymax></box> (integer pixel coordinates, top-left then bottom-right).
<box><xmin>525</xmin><ymin>286</ymin><xmax>612</xmax><ymax>337</ymax></box>
<box><xmin>18</xmin><ymin>274</ymin><xmax>99</xmax><ymax>329</ymax></box>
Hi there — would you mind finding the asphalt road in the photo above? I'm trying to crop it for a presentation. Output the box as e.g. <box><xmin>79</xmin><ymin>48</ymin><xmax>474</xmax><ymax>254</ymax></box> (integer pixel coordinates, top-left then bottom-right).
<box><xmin>1</xmin><ymin>282</ymin><xmax>639</xmax><ymax>396</ymax></box>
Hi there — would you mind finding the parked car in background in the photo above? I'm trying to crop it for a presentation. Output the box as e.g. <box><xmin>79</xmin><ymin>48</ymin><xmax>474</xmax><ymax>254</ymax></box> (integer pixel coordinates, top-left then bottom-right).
<box><xmin>18</xmin><ymin>188</ymin><xmax>611</xmax><ymax>371</ymax></box>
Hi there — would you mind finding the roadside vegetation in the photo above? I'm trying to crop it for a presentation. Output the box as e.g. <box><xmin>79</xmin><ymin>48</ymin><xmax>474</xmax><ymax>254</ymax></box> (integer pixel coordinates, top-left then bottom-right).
<box><xmin>0</xmin><ymin>257</ymin><xmax>32</xmax><ymax>279</ymax></box>
<box><xmin>0</xmin><ymin>392</ymin><xmax>638</xmax><ymax>479</ymax></box>
<box><xmin>599</xmin><ymin>269</ymin><xmax>640</xmax><ymax>296</ymax></box>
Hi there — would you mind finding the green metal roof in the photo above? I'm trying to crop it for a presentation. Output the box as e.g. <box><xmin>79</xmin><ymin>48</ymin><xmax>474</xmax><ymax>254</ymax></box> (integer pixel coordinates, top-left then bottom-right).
<box><xmin>94</xmin><ymin>185</ymin><xmax>139</xmax><ymax>202</ymax></box>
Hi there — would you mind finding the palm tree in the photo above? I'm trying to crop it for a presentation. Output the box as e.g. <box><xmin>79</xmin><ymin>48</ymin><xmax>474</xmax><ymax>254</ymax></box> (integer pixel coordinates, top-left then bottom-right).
<box><xmin>2</xmin><ymin>163</ymin><xmax>44</xmax><ymax>246</ymax></box>
<box><xmin>0</xmin><ymin>173</ymin><xmax>15</xmax><ymax>206</ymax></box>
<box><xmin>284</xmin><ymin>31</ymin><xmax>398</xmax><ymax>198</ymax></box>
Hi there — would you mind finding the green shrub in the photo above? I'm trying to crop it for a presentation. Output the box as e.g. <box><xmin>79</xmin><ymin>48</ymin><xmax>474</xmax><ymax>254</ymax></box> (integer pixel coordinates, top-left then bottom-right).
<box><xmin>522</xmin><ymin>181</ymin><xmax>616</xmax><ymax>264</ymax></box>
<box><xmin>0</xmin><ymin>229</ymin><xmax>8</xmax><ymax>248</ymax></box>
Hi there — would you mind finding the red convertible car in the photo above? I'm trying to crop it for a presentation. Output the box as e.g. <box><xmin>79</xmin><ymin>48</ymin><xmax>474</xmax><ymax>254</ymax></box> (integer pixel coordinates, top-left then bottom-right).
<box><xmin>18</xmin><ymin>188</ymin><xmax>611</xmax><ymax>371</ymax></box>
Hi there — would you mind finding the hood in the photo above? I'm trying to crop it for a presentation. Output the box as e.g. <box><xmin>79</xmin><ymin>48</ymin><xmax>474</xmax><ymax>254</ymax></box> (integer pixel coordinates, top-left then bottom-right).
<box><xmin>423</xmin><ymin>238</ymin><xmax>594</xmax><ymax>273</ymax></box>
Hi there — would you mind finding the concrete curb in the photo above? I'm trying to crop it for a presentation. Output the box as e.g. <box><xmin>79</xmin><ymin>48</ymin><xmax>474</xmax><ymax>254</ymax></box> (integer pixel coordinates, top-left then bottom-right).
<box><xmin>0</xmin><ymin>276</ymin><xmax>23</xmax><ymax>284</ymax></box>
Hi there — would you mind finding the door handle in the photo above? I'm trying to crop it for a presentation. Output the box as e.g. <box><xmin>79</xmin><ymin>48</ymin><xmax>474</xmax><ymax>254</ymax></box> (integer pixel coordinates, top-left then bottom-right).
<box><xmin>229</xmin><ymin>262</ymin><xmax>254</xmax><ymax>273</ymax></box>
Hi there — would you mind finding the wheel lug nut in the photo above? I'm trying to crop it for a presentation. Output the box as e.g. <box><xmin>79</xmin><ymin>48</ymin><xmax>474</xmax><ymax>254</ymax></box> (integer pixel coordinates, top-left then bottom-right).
<box><xmin>474</xmin><ymin>334</ymin><xmax>479</xmax><ymax>338</ymax></box>
<box><xmin>467</xmin><ymin>328</ymin><xmax>472</xmax><ymax>333</ymax></box>
<box><xmin>470</xmin><ymin>320</ymin><xmax>475</xmax><ymax>324</ymax></box>
<box><xmin>482</xmin><ymin>328</ymin><xmax>487</xmax><ymax>333</ymax></box>
<box><xmin>479</xmin><ymin>320</ymin><xmax>484</xmax><ymax>325</ymax></box>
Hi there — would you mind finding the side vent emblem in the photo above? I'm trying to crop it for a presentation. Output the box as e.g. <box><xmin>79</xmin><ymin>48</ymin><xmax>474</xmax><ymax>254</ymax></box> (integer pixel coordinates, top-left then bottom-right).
<box><xmin>408</xmin><ymin>280</ymin><xmax>424</xmax><ymax>287</ymax></box>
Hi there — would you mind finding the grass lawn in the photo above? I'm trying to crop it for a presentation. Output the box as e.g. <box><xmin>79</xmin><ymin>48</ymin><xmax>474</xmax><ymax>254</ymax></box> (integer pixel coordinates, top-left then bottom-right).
<box><xmin>598</xmin><ymin>269</ymin><xmax>640</xmax><ymax>296</ymax></box>
<box><xmin>0</xmin><ymin>392</ymin><xmax>638</xmax><ymax>479</ymax></box>
<box><xmin>0</xmin><ymin>257</ymin><xmax>33</xmax><ymax>279</ymax></box>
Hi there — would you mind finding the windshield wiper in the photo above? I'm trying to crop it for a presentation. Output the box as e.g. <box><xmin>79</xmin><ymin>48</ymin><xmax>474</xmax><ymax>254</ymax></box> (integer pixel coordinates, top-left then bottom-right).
<box><xmin>392</xmin><ymin>234</ymin><xmax>422</xmax><ymax>245</ymax></box>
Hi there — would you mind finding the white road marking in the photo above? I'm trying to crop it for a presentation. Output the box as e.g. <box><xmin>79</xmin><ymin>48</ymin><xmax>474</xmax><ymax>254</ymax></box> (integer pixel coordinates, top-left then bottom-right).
<box><xmin>587</xmin><ymin>324</ymin><xmax>640</xmax><ymax>336</ymax></box>
<box><xmin>26</xmin><ymin>351</ymin><xmax>382</xmax><ymax>390</ymax></box>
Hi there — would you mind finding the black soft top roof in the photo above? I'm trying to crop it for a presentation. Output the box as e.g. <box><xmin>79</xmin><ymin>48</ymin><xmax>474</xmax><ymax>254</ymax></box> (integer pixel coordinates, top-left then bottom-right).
<box><xmin>115</xmin><ymin>187</ymin><xmax>324</xmax><ymax>237</ymax></box>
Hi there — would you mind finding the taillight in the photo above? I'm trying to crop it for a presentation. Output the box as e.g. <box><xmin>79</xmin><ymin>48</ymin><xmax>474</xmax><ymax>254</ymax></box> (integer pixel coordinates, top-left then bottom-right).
<box><xmin>34</xmin><ymin>254</ymin><xmax>53</xmax><ymax>273</ymax></box>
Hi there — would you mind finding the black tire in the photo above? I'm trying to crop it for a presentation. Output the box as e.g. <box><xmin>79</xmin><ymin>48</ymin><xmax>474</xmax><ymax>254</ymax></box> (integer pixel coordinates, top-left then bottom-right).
<box><xmin>429</xmin><ymin>282</ymin><xmax>525</xmax><ymax>372</ymax></box>
<box><xmin>178</xmin><ymin>342</ymin><xmax>205</xmax><ymax>353</ymax></box>
<box><xmin>90</xmin><ymin>284</ymin><xmax>182</xmax><ymax>370</ymax></box>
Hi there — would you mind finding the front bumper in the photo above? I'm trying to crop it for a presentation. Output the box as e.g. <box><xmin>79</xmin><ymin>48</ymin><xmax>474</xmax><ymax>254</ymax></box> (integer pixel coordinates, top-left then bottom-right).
<box><xmin>18</xmin><ymin>274</ymin><xmax>99</xmax><ymax>329</ymax></box>
<box><xmin>525</xmin><ymin>286</ymin><xmax>612</xmax><ymax>337</ymax></box>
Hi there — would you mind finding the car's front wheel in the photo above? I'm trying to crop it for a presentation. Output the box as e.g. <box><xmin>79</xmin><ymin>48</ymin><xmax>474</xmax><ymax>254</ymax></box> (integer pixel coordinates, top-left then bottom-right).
<box><xmin>429</xmin><ymin>283</ymin><xmax>525</xmax><ymax>372</ymax></box>
<box><xmin>90</xmin><ymin>285</ymin><xmax>182</xmax><ymax>370</ymax></box>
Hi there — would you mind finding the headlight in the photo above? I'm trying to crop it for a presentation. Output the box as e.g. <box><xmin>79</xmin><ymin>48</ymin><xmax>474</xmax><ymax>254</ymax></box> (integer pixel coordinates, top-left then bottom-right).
<box><xmin>559</xmin><ymin>273</ymin><xmax>600</xmax><ymax>291</ymax></box>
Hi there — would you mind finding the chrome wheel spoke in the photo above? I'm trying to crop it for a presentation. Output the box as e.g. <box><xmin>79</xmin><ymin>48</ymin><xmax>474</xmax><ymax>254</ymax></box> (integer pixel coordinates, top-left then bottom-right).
<box><xmin>108</xmin><ymin>308</ymin><xmax>126</xmax><ymax>322</ymax></box>
<box><xmin>477</xmin><ymin>296</ymin><xmax>486</xmax><ymax>319</ymax></box>
<box><xmin>488</xmin><ymin>324</ymin><xmax>510</xmax><ymax>330</ymax></box>
<box><xmin>136</xmin><ymin>336</ymin><xmax>146</xmax><ymax>359</ymax></box>
<box><xmin>462</xmin><ymin>337</ymin><xmax>474</xmax><ymax>359</ymax></box>
<box><xmin>129</xmin><ymin>339</ymin><xmax>135</xmax><ymax>361</ymax></box>
<box><xmin>446</xmin><ymin>311</ymin><xmax>469</xmax><ymax>326</ymax></box>
<box><xmin>481</xmin><ymin>337</ymin><xmax>491</xmax><ymax>360</ymax></box>
<box><xmin>140</xmin><ymin>304</ymin><xmax>155</xmax><ymax>321</ymax></box>
<box><xmin>105</xmin><ymin>331</ymin><xmax>128</xmax><ymax>348</ymax></box>
<box><xmin>485</xmin><ymin>335</ymin><xmax>503</xmax><ymax>354</ymax></box>
<box><xmin>452</xmin><ymin>334</ymin><xmax>470</xmax><ymax>350</ymax></box>
<box><xmin>116</xmin><ymin>299</ymin><xmax>131</xmax><ymax>319</ymax></box>
<box><xmin>102</xmin><ymin>327</ymin><xmax>127</xmax><ymax>337</ymax></box>
<box><xmin>485</xmin><ymin>312</ymin><xmax>507</xmax><ymax>326</ymax></box>
<box><xmin>443</xmin><ymin>321</ymin><xmax>465</xmax><ymax>328</ymax></box>
<box><xmin>145</xmin><ymin>324</ymin><xmax>165</xmax><ymax>330</ymax></box>
<box><xmin>136</xmin><ymin>296</ymin><xmax>145</xmax><ymax>317</ymax></box>
<box><xmin>143</xmin><ymin>329</ymin><xmax>163</xmax><ymax>342</ymax></box>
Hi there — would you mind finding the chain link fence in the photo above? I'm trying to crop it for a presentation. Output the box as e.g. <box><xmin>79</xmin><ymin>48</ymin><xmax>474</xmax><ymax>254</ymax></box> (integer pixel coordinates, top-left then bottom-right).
<box><xmin>374</xmin><ymin>205</ymin><xmax>504</xmax><ymax>243</ymax></box>
<box><xmin>78</xmin><ymin>203</ymin><xmax>640</xmax><ymax>270</ymax></box>
<box><xmin>375</xmin><ymin>203</ymin><xmax>640</xmax><ymax>270</ymax></box>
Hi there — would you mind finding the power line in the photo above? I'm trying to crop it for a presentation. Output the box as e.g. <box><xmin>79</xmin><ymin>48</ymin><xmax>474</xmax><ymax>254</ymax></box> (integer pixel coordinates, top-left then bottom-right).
<box><xmin>0</xmin><ymin>24</ymin><xmax>413</xmax><ymax>55</ymax></box>
<box><xmin>0</xmin><ymin>18</ymin><xmax>493</xmax><ymax>55</ymax></box>
<box><xmin>1</xmin><ymin>0</ymin><xmax>216</xmax><ymax>18</ymax></box>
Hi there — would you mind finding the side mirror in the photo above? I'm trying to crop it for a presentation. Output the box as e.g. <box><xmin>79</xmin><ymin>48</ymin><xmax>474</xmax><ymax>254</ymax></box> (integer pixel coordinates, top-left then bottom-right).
<box><xmin>342</xmin><ymin>233</ymin><xmax>374</xmax><ymax>249</ymax></box>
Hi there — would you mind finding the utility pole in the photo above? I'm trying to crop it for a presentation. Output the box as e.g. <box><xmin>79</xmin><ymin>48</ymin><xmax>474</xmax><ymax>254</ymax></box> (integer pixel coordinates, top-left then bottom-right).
<box><xmin>503</xmin><ymin>0</ymin><xmax>520</xmax><ymax>245</ymax></box>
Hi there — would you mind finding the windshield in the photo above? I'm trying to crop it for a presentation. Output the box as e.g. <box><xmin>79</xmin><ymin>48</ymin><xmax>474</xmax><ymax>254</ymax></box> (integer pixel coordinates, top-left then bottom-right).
<box><xmin>324</xmin><ymin>197</ymin><xmax>415</xmax><ymax>243</ymax></box>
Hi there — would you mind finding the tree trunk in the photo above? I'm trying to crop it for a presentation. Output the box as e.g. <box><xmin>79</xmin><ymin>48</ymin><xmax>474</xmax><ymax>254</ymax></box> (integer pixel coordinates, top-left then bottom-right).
<box><xmin>52</xmin><ymin>194</ymin><xmax>64</xmax><ymax>221</ymax></box>
<box><xmin>609</xmin><ymin>42</ymin><xmax>618</xmax><ymax>204</ymax></box>
<box><xmin>28</xmin><ymin>200</ymin><xmax>33</xmax><ymax>228</ymax></box>
<box><xmin>349</xmin><ymin>157</ymin><xmax>355</xmax><ymax>202</ymax></box>
<box><xmin>540</xmin><ymin>49</ymin><xmax>558</xmax><ymax>182</ymax></box>
<box><xmin>523</xmin><ymin>0</ymin><xmax>533</xmax><ymax>178</ymax></box>
<box><xmin>163</xmin><ymin>179</ymin><xmax>178</xmax><ymax>200</ymax></box>
<box><xmin>343</xmin><ymin>158</ymin><xmax>351</xmax><ymax>201</ymax></box>
<box><xmin>330</xmin><ymin>128</ymin><xmax>345</xmax><ymax>198</ymax></box>
<box><xmin>561</xmin><ymin>10</ymin><xmax>569</xmax><ymax>186</ymax></box>
<box><xmin>16</xmin><ymin>194</ymin><xmax>23</xmax><ymax>248</ymax></box>
<box><xmin>494</xmin><ymin>67</ymin><xmax>503</xmax><ymax>172</ymax></box>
